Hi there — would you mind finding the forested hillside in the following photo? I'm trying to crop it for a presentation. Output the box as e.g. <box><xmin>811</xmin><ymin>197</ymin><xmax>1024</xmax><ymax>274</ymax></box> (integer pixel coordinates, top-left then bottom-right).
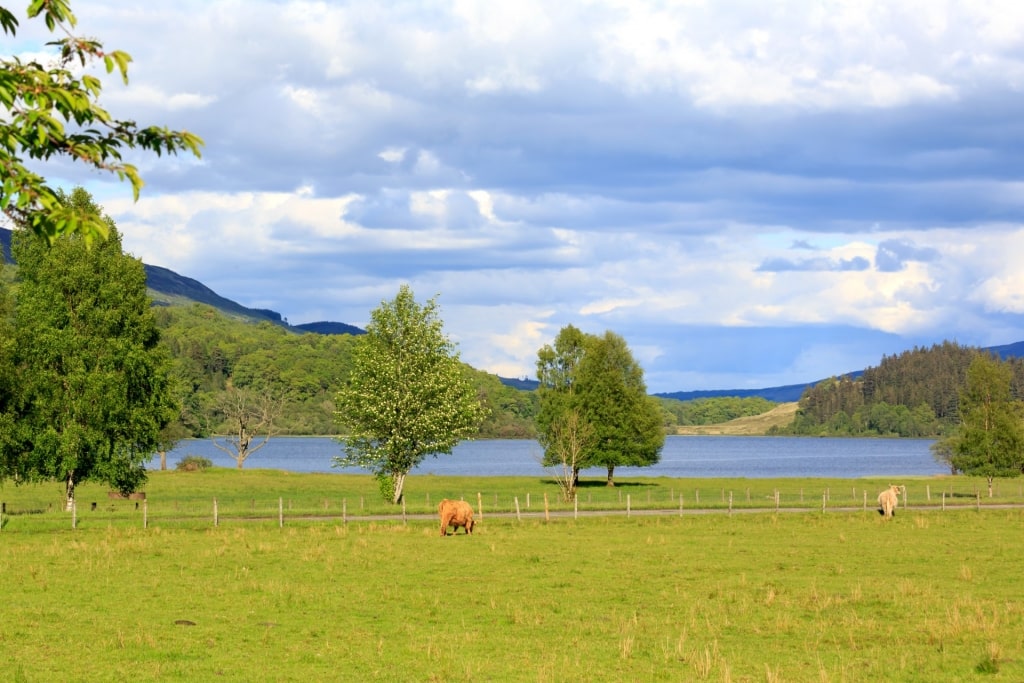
<box><xmin>773</xmin><ymin>341</ymin><xmax>1024</xmax><ymax>437</ymax></box>
<box><xmin>155</xmin><ymin>304</ymin><xmax>539</xmax><ymax>439</ymax></box>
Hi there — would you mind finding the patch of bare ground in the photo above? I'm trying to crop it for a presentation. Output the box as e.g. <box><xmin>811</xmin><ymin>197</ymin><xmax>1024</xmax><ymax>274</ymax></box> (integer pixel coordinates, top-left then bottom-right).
<box><xmin>674</xmin><ymin>401</ymin><xmax>799</xmax><ymax>436</ymax></box>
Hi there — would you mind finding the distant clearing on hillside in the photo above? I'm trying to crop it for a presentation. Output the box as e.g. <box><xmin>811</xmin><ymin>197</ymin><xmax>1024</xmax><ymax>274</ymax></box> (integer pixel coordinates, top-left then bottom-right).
<box><xmin>674</xmin><ymin>401</ymin><xmax>798</xmax><ymax>435</ymax></box>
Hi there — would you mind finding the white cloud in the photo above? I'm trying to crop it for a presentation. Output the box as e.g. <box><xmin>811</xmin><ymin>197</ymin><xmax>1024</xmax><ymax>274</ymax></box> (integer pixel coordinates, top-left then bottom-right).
<box><xmin>26</xmin><ymin>0</ymin><xmax>1024</xmax><ymax>391</ymax></box>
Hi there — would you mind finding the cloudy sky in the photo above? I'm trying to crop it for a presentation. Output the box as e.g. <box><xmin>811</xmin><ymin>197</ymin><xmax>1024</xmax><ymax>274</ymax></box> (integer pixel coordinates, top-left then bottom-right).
<box><xmin>16</xmin><ymin>0</ymin><xmax>1024</xmax><ymax>393</ymax></box>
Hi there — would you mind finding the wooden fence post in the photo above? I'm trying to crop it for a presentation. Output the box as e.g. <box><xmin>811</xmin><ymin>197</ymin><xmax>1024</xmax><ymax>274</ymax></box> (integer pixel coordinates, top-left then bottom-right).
<box><xmin>821</xmin><ymin>492</ymin><xmax>826</xmax><ymax>512</ymax></box>
<box><xmin>213</xmin><ymin>498</ymin><xmax>218</xmax><ymax>527</ymax></box>
<box><xmin>72</xmin><ymin>500</ymin><xmax>77</xmax><ymax>530</ymax></box>
<box><xmin>514</xmin><ymin>496</ymin><xmax>521</xmax><ymax>522</ymax></box>
<box><xmin>143</xmin><ymin>499</ymin><xmax>148</xmax><ymax>530</ymax></box>
<box><xmin>574</xmin><ymin>494</ymin><xmax>578</xmax><ymax>520</ymax></box>
<box><xmin>728</xmin><ymin>491</ymin><xmax>733</xmax><ymax>516</ymax></box>
<box><xmin>627</xmin><ymin>494</ymin><xmax>631</xmax><ymax>518</ymax></box>
<box><xmin>862</xmin><ymin>491</ymin><xmax>867</xmax><ymax>511</ymax></box>
<box><xmin>543</xmin><ymin>493</ymin><xmax>549</xmax><ymax>522</ymax></box>
<box><xmin>942</xmin><ymin>491</ymin><xmax>946</xmax><ymax>511</ymax></box>
<box><xmin>279</xmin><ymin>497</ymin><xmax>284</xmax><ymax>528</ymax></box>
<box><xmin>477</xmin><ymin>492</ymin><xmax>483</xmax><ymax>521</ymax></box>
<box><xmin>402</xmin><ymin>497</ymin><xmax>407</xmax><ymax>525</ymax></box>
<box><xmin>679</xmin><ymin>494</ymin><xmax>684</xmax><ymax>516</ymax></box>
<box><xmin>342</xmin><ymin>498</ymin><xmax>347</xmax><ymax>525</ymax></box>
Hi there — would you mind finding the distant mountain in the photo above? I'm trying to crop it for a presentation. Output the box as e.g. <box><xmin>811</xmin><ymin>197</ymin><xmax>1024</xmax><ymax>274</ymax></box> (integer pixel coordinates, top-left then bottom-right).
<box><xmin>294</xmin><ymin>321</ymin><xmax>365</xmax><ymax>335</ymax></box>
<box><xmin>657</xmin><ymin>384</ymin><xmax>817</xmax><ymax>403</ymax></box>
<box><xmin>0</xmin><ymin>227</ymin><xmax>365</xmax><ymax>335</ymax></box>
<box><xmin>11</xmin><ymin>228</ymin><xmax>1024</xmax><ymax>400</ymax></box>
<box><xmin>503</xmin><ymin>343</ymin><xmax>1024</xmax><ymax>403</ymax></box>
<box><xmin>656</xmin><ymin>340</ymin><xmax>1024</xmax><ymax>403</ymax></box>
<box><xmin>498</xmin><ymin>376</ymin><xmax>539</xmax><ymax>391</ymax></box>
<box><xmin>0</xmin><ymin>227</ymin><xmax>11</xmax><ymax>263</ymax></box>
<box><xmin>986</xmin><ymin>341</ymin><xmax>1024</xmax><ymax>360</ymax></box>
<box><xmin>143</xmin><ymin>263</ymin><xmax>285</xmax><ymax>323</ymax></box>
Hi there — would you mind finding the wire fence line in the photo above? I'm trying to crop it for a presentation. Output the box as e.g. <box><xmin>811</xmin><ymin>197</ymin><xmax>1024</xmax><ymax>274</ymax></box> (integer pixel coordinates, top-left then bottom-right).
<box><xmin>3</xmin><ymin>480</ymin><xmax>1022</xmax><ymax>532</ymax></box>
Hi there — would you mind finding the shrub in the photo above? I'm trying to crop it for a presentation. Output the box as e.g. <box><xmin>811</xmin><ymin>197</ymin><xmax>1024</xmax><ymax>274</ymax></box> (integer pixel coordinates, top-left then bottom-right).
<box><xmin>176</xmin><ymin>455</ymin><xmax>213</xmax><ymax>472</ymax></box>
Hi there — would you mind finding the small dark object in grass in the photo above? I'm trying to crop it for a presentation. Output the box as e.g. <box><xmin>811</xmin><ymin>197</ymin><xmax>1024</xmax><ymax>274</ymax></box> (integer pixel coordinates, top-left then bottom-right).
<box><xmin>174</xmin><ymin>619</ymin><xmax>196</xmax><ymax>626</ymax></box>
<box><xmin>976</xmin><ymin>655</ymin><xmax>1000</xmax><ymax>674</ymax></box>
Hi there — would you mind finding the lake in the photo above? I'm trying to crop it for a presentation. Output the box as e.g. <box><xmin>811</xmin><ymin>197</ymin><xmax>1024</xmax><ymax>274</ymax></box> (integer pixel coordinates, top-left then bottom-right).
<box><xmin>153</xmin><ymin>436</ymin><xmax>949</xmax><ymax>479</ymax></box>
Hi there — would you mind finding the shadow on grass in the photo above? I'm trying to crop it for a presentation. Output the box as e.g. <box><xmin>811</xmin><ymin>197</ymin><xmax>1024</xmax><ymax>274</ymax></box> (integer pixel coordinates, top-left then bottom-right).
<box><xmin>539</xmin><ymin>479</ymin><xmax>657</xmax><ymax>489</ymax></box>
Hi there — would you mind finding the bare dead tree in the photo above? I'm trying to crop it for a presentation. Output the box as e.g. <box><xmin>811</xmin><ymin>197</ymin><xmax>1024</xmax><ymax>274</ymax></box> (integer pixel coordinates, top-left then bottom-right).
<box><xmin>212</xmin><ymin>387</ymin><xmax>282</xmax><ymax>469</ymax></box>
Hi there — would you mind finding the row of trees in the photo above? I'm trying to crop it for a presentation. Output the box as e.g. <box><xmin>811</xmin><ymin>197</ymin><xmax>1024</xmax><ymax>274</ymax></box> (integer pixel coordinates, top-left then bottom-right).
<box><xmin>780</xmin><ymin>341</ymin><xmax>1024</xmax><ymax>437</ymax></box>
<box><xmin>659</xmin><ymin>396</ymin><xmax>776</xmax><ymax>429</ymax></box>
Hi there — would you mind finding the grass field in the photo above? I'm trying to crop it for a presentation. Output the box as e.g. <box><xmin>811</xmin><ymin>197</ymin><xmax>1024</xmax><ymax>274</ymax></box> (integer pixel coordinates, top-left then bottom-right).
<box><xmin>2</xmin><ymin>471</ymin><xmax>1023</xmax><ymax>682</ymax></box>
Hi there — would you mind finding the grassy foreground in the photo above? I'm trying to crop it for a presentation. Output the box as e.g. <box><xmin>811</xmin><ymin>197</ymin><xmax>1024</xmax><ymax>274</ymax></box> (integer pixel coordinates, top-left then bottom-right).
<box><xmin>2</xmin><ymin>472</ymin><xmax>1024</xmax><ymax>682</ymax></box>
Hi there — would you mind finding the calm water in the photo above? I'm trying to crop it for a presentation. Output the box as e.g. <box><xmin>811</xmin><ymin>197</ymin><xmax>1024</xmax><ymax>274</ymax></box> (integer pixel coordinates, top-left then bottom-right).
<box><xmin>153</xmin><ymin>436</ymin><xmax>947</xmax><ymax>479</ymax></box>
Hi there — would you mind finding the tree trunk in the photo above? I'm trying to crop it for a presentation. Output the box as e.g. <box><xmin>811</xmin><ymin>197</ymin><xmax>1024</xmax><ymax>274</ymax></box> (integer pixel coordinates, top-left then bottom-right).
<box><xmin>606</xmin><ymin>466</ymin><xmax>615</xmax><ymax>486</ymax></box>
<box><xmin>392</xmin><ymin>472</ymin><xmax>407</xmax><ymax>504</ymax></box>
<box><xmin>988</xmin><ymin>475</ymin><xmax>994</xmax><ymax>498</ymax></box>
<box><xmin>65</xmin><ymin>472</ymin><xmax>75</xmax><ymax>512</ymax></box>
<box><xmin>572</xmin><ymin>467</ymin><xmax>579</xmax><ymax>488</ymax></box>
<box><xmin>159</xmin><ymin>451</ymin><xmax>167</xmax><ymax>470</ymax></box>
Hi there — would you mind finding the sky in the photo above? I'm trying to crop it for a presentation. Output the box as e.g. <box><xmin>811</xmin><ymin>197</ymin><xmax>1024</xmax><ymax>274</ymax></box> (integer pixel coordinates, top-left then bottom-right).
<box><xmin>12</xmin><ymin>0</ymin><xmax>1024</xmax><ymax>393</ymax></box>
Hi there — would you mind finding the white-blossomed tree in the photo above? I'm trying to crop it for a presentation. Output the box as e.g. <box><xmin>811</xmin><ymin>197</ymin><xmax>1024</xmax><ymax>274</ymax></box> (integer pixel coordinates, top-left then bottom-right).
<box><xmin>333</xmin><ymin>285</ymin><xmax>487</xmax><ymax>503</ymax></box>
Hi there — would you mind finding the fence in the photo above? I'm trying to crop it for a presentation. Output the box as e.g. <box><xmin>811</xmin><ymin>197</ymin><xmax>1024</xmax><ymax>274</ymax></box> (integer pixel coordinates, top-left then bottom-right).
<box><xmin>2</xmin><ymin>479</ymin><xmax>1022</xmax><ymax>532</ymax></box>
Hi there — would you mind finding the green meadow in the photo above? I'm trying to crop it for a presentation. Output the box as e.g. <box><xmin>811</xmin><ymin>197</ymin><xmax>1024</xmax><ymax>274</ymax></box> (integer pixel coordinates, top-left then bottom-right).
<box><xmin>2</xmin><ymin>471</ymin><xmax>1023</xmax><ymax>682</ymax></box>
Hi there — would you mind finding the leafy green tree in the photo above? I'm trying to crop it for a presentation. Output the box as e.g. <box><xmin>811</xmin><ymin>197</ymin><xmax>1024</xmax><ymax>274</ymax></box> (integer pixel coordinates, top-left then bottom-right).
<box><xmin>951</xmin><ymin>354</ymin><xmax>1024</xmax><ymax>496</ymax></box>
<box><xmin>333</xmin><ymin>285</ymin><xmax>487</xmax><ymax>503</ymax></box>
<box><xmin>1</xmin><ymin>1</ymin><xmax>202</xmax><ymax>243</ymax></box>
<box><xmin>537</xmin><ymin>326</ymin><xmax>664</xmax><ymax>486</ymax></box>
<box><xmin>0</xmin><ymin>255</ymin><xmax>16</xmax><ymax>475</ymax></box>
<box><xmin>575</xmin><ymin>331</ymin><xmax>664</xmax><ymax>485</ymax></box>
<box><xmin>7</xmin><ymin>188</ymin><xmax>175</xmax><ymax>508</ymax></box>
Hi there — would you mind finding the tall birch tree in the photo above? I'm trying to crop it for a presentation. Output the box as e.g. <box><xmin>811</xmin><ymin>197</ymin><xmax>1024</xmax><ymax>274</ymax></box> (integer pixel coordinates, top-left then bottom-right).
<box><xmin>333</xmin><ymin>285</ymin><xmax>487</xmax><ymax>503</ymax></box>
<box><xmin>8</xmin><ymin>188</ymin><xmax>175</xmax><ymax>508</ymax></box>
